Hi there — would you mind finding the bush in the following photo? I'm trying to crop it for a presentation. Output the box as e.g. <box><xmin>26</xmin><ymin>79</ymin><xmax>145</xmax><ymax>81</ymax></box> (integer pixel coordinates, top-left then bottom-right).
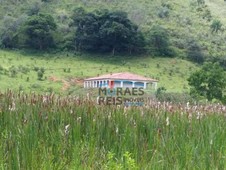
<box><xmin>186</xmin><ymin>40</ymin><xmax>204</xmax><ymax>64</ymax></box>
<box><xmin>18</xmin><ymin>65</ymin><xmax>30</xmax><ymax>74</ymax></box>
<box><xmin>31</xmin><ymin>83</ymin><xmax>41</xmax><ymax>89</ymax></box>
<box><xmin>9</xmin><ymin>66</ymin><xmax>18</xmax><ymax>77</ymax></box>
<box><xmin>37</xmin><ymin>68</ymin><xmax>45</xmax><ymax>81</ymax></box>
<box><xmin>147</xmin><ymin>25</ymin><xmax>175</xmax><ymax>57</ymax></box>
<box><xmin>210</xmin><ymin>19</ymin><xmax>223</xmax><ymax>33</ymax></box>
<box><xmin>157</xmin><ymin>7</ymin><xmax>170</xmax><ymax>18</ymax></box>
<box><xmin>156</xmin><ymin>91</ymin><xmax>193</xmax><ymax>103</ymax></box>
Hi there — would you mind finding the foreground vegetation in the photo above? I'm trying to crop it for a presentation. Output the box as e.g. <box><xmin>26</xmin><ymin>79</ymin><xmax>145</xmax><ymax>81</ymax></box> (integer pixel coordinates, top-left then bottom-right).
<box><xmin>0</xmin><ymin>90</ymin><xmax>226</xmax><ymax>169</ymax></box>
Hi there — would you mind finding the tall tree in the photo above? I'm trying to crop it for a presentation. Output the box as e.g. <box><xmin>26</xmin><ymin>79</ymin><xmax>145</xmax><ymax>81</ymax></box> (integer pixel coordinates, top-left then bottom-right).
<box><xmin>188</xmin><ymin>62</ymin><xmax>226</xmax><ymax>101</ymax></box>
<box><xmin>24</xmin><ymin>13</ymin><xmax>57</xmax><ymax>50</ymax></box>
<box><xmin>99</xmin><ymin>11</ymin><xmax>145</xmax><ymax>55</ymax></box>
<box><xmin>0</xmin><ymin>15</ymin><xmax>27</xmax><ymax>48</ymax></box>
<box><xmin>148</xmin><ymin>25</ymin><xmax>173</xmax><ymax>57</ymax></box>
<box><xmin>186</xmin><ymin>40</ymin><xmax>204</xmax><ymax>64</ymax></box>
<box><xmin>71</xmin><ymin>8</ymin><xmax>145</xmax><ymax>55</ymax></box>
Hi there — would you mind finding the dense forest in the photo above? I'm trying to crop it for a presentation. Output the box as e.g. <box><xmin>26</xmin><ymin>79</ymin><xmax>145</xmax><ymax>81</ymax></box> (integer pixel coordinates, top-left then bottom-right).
<box><xmin>0</xmin><ymin>0</ymin><xmax>226</xmax><ymax>67</ymax></box>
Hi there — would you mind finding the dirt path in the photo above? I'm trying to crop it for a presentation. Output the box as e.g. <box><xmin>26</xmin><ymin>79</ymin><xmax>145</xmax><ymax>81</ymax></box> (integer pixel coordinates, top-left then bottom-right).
<box><xmin>49</xmin><ymin>76</ymin><xmax>84</xmax><ymax>91</ymax></box>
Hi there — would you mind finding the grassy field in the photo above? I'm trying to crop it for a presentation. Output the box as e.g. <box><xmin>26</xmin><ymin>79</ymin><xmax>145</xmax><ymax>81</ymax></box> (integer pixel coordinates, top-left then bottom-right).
<box><xmin>0</xmin><ymin>91</ymin><xmax>226</xmax><ymax>169</ymax></box>
<box><xmin>0</xmin><ymin>50</ymin><xmax>197</xmax><ymax>94</ymax></box>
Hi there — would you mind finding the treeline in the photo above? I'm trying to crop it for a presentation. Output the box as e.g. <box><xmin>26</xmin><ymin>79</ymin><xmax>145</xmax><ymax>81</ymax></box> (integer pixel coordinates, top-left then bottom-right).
<box><xmin>0</xmin><ymin>7</ymin><xmax>174</xmax><ymax>56</ymax></box>
<box><xmin>0</xmin><ymin>2</ymin><xmax>226</xmax><ymax>67</ymax></box>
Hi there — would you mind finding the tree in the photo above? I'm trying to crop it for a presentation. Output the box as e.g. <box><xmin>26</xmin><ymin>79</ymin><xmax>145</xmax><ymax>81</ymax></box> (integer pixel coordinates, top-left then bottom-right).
<box><xmin>71</xmin><ymin>8</ymin><xmax>145</xmax><ymax>55</ymax></box>
<box><xmin>0</xmin><ymin>15</ymin><xmax>27</xmax><ymax>48</ymax></box>
<box><xmin>99</xmin><ymin>11</ymin><xmax>145</xmax><ymax>55</ymax></box>
<box><xmin>188</xmin><ymin>62</ymin><xmax>226</xmax><ymax>102</ymax></box>
<box><xmin>186</xmin><ymin>40</ymin><xmax>204</xmax><ymax>64</ymax></box>
<box><xmin>24</xmin><ymin>13</ymin><xmax>57</xmax><ymax>50</ymax></box>
<box><xmin>148</xmin><ymin>25</ymin><xmax>174</xmax><ymax>57</ymax></box>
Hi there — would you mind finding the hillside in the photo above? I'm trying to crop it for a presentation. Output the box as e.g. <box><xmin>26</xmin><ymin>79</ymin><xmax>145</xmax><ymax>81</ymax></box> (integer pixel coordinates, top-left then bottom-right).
<box><xmin>0</xmin><ymin>50</ymin><xmax>196</xmax><ymax>94</ymax></box>
<box><xmin>1</xmin><ymin>0</ymin><xmax>226</xmax><ymax>59</ymax></box>
<box><xmin>0</xmin><ymin>0</ymin><xmax>226</xmax><ymax>94</ymax></box>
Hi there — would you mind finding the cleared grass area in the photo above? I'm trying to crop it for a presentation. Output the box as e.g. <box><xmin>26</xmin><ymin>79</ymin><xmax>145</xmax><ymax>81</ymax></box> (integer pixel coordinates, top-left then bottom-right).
<box><xmin>0</xmin><ymin>50</ymin><xmax>197</xmax><ymax>94</ymax></box>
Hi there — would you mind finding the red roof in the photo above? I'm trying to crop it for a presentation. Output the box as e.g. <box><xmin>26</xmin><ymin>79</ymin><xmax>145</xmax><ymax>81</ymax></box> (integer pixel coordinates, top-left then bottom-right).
<box><xmin>84</xmin><ymin>72</ymin><xmax>158</xmax><ymax>82</ymax></box>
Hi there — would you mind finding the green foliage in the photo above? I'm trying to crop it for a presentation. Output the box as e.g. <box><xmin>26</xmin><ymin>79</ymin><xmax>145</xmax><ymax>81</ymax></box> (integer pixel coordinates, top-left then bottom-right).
<box><xmin>71</xmin><ymin>8</ymin><xmax>145</xmax><ymax>55</ymax></box>
<box><xmin>0</xmin><ymin>0</ymin><xmax>226</xmax><ymax>65</ymax></box>
<box><xmin>24</xmin><ymin>13</ymin><xmax>57</xmax><ymax>50</ymax></box>
<box><xmin>188</xmin><ymin>62</ymin><xmax>226</xmax><ymax>102</ymax></box>
<box><xmin>148</xmin><ymin>25</ymin><xmax>174</xmax><ymax>57</ymax></box>
<box><xmin>9</xmin><ymin>66</ymin><xmax>17</xmax><ymax>77</ymax></box>
<box><xmin>156</xmin><ymin>87</ymin><xmax>193</xmax><ymax>103</ymax></box>
<box><xmin>210</xmin><ymin>19</ymin><xmax>223</xmax><ymax>33</ymax></box>
<box><xmin>104</xmin><ymin>152</ymin><xmax>123</xmax><ymax>170</ymax></box>
<box><xmin>26</xmin><ymin>2</ymin><xmax>41</xmax><ymax>16</ymax></box>
<box><xmin>186</xmin><ymin>40</ymin><xmax>204</xmax><ymax>64</ymax></box>
<box><xmin>202</xmin><ymin>9</ymin><xmax>212</xmax><ymax>21</ymax></box>
<box><xmin>1</xmin><ymin>91</ymin><xmax>226</xmax><ymax>169</ymax></box>
<box><xmin>156</xmin><ymin>86</ymin><xmax>167</xmax><ymax>99</ymax></box>
<box><xmin>37</xmin><ymin>68</ymin><xmax>45</xmax><ymax>80</ymax></box>
<box><xmin>104</xmin><ymin>151</ymin><xmax>137</xmax><ymax>170</ymax></box>
<box><xmin>0</xmin><ymin>15</ymin><xmax>27</xmax><ymax>48</ymax></box>
<box><xmin>157</xmin><ymin>6</ymin><xmax>170</xmax><ymax>18</ymax></box>
<box><xmin>197</xmin><ymin>0</ymin><xmax>205</xmax><ymax>6</ymax></box>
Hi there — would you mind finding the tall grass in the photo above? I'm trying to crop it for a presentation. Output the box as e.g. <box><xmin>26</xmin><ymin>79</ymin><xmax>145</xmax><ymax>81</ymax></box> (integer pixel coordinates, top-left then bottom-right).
<box><xmin>0</xmin><ymin>90</ymin><xmax>226</xmax><ymax>169</ymax></box>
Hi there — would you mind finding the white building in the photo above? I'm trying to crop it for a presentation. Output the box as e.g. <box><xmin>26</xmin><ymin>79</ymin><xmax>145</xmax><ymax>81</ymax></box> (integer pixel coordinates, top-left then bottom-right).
<box><xmin>84</xmin><ymin>72</ymin><xmax>158</xmax><ymax>90</ymax></box>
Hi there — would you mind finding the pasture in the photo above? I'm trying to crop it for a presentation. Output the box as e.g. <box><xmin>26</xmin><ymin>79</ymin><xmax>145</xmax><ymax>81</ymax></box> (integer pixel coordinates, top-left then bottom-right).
<box><xmin>0</xmin><ymin>50</ymin><xmax>196</xmax><ymax>94</ymax></box>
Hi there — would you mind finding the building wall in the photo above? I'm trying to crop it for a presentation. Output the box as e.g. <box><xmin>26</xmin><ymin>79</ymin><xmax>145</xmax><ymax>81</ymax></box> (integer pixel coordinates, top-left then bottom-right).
<box><xmin>84</xmin><ymin>79</ymin><xmax>155</xmax><ymax>89</ymax></box>
<box><xmin>113</xmin><ymin>81</ymin><xmax>121</xmax><ymax>88</ymax></box>
<box><xmin>122</xmin><ymin>81</ymin><xmax>133</xmax><ymax>88</ymax></box>
<box><xmin>134</xmin><ymin>82</ymin><xmax>144</xmax><ymax>88</ymax></box>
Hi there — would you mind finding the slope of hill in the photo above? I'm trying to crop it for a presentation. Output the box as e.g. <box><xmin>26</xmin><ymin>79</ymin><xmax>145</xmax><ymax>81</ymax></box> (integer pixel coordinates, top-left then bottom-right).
<box><xmin>0</xmin><ymin>0</ymin><xmax>225</xmax><ymax>94</ymax></box>
<box><xmin>1</xmin><ymin>0</ymin><xmax>226</xmax><ymax>60</ymax></box>
<box><xmin>0</xmin><ymin>50</ymin><xmax>196</xmax><ymax>94</ymax></box>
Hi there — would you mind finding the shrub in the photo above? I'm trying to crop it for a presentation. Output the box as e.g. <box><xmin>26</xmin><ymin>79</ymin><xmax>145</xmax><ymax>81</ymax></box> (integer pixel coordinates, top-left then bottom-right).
<box><xmin>210</xmin><ymin>19</ymin><xmax>223</xmax><ymax>33</ymax></box>
<box><xmin>148</xmin><ymin>25</ymin><xmax>175</xmax><ymax>57</ymax></box>
<box><xmin>157</xmin><ymin>7</ymin><xmax>170</xmax><ymax>18</ymax></box>
<box><xmin>37</xmin><ymin>69</ymin><xmax>45</xmax><ymax>81</ymax></box>
<box><xmin>31</xmin><ymin>83</ymin><xmax>41</xmax><ymax>89</ymax></box>
<box><xmin>9</xmin><ymin>66</ymin><xmax>18</xmax><ymax>77</ymax></box>
<box><xmin>156</xmin><ymin>87</ymin><xmax>193</xmax><ymax>103</ymax></box>
<box><xmin>186</xmin><ymin>41</ymin><xmax>204</xmax><ymax>64</ymax></box>
<box><xmin>157</xmin><ymin>91</ymin><xmax>193</xmax><ymax>103</ymax></box>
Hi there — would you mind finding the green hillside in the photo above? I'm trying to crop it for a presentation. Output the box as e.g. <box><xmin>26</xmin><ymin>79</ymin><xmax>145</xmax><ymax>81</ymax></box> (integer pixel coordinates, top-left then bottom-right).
<box><xmin>0</xmin><ymin>0</ymin><xmax>226</xmax><ymax>94</ymax></box>
<box><xmin>1</xmin><ymin>0</ymin><xmax>226</xmax><ymax>59</ymax></box>
<box><xmin>0</xmin><ymin>50</ymin><xmax>196</xmax><ymax>94</ymax></box>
